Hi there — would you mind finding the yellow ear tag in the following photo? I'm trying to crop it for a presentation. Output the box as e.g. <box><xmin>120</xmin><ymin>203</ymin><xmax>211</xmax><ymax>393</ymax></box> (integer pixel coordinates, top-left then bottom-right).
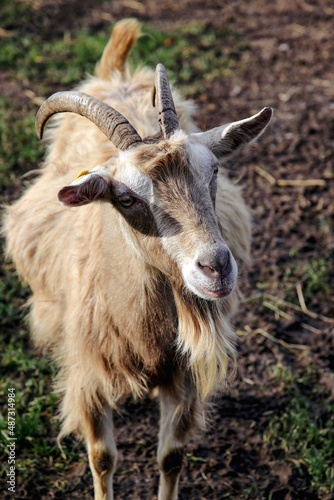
<box><xmin>75</xmin><ymin>170</ymin><xmax>89</xmax><ymax>180</ymax></box>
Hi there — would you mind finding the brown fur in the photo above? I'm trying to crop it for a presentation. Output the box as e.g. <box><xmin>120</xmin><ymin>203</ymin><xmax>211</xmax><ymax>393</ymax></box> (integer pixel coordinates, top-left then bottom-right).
<box><xmin>95</xmin><ymin>19</ymin><xmax>141</xmax><ymax>79</ymax></box>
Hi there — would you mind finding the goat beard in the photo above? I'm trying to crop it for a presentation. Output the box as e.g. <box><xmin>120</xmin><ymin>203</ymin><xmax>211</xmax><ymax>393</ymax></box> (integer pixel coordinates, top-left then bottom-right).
<box><xmin>171</xmin><ymin>282</ymin><xmax>239</xmax><ymax>400</ymax></box>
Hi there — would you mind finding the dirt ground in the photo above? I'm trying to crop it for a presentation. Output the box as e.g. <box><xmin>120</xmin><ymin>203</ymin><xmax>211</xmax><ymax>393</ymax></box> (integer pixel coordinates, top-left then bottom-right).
<box><xmin>2</xmin><ymin>0</ymin><xmax>334</xmax><ymax>499</ymax></box>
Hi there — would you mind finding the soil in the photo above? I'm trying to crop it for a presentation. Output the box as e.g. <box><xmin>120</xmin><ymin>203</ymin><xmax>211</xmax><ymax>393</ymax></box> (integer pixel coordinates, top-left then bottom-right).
<box><xmin>2</xmin><ymin>0</ymin><xmax>334</xmax><ymax>499</ymax></box>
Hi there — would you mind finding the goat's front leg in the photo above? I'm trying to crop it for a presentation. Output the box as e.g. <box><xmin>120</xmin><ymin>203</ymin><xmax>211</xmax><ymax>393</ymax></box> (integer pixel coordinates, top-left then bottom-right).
<box><xmin>157</xmin><ymin>372</ymin><xmax>204</xmax><ymax>500</ymax></box>
<box><xmin>83</xmin><ymin>406</ymin><xmax>117</xmax><ymax>500</ymax></box>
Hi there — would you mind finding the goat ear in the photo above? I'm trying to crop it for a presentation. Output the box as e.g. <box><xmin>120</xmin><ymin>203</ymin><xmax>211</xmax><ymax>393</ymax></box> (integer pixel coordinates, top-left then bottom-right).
<box><xmin>58</xmin><ymin>169</ymin><xmax>110</xmax><ymax>207</ymax></box>
<box><xmin>192</xmin><ymin>107</ymin><xmax>273</xmax><ymax>160</ymax></box>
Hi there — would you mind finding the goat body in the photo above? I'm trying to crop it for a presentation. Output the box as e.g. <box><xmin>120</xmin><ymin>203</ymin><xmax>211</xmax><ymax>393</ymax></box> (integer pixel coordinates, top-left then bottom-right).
<box><xmin>4</xmin><ymin>19</ymin><xmax>272</xmax><ymax>500</ymax></box>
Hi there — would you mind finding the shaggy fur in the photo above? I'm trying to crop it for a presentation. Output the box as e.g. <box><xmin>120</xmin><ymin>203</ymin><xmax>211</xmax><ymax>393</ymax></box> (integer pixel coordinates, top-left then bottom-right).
<box><xmin>2</xmin><ymin>19</ymin><xmax>267</xmax><ymax>500</ymax></box>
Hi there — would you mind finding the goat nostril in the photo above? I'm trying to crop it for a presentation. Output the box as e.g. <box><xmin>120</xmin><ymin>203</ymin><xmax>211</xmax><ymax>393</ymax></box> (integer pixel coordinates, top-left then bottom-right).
<box><xmin>197</xmin><ymin>260</ymin><xmax>220</xmax><ymax>278</ymax></box>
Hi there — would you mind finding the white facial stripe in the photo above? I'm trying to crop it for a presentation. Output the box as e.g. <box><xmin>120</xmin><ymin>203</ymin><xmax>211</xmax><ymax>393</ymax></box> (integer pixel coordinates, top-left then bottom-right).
<box><xmin>69</xmin><ymin>160</ymin><xmax>153</xmax><ymax>204</ymax></box>
<box><xmin>70</xmin><ymin>164</ymin><xmax>111</xmax><ymax>186</ymax></box>
<box><xmin>186</xmin><ymin>139</ymin><xmax>219</xmax><ymax>180</ymax></box>
<box><xmin>115</xmin><ymin>163</ymin><xmax>153</xmax><ymax>203</ymax></box>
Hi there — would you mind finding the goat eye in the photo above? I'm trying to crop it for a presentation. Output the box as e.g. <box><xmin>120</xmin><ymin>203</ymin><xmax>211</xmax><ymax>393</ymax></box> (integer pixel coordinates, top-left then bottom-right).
<box><xmin>213</xmin><ymin>167</ymin><xmax>219</xmax><ymax>176</ymax></box>
<box><xmin>119</xmin><ymin>195</ymin><xmax>135</xmax><ymax>208</ymax></box>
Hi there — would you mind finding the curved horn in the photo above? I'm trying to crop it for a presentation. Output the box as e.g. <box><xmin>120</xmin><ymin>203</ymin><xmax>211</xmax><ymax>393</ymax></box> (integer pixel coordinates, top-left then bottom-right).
<box><xmin>153</xmin><ymin>64</ymin><xmax>179</xmax><ymax>138</ymax></box>
<box><xmin>35</xmin><ymin>91</ymin><xmax>143</xmax><ymax>151</ymax></box>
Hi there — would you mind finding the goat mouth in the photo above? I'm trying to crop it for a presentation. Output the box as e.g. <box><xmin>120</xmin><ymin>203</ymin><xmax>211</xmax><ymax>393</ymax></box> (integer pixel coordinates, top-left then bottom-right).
<box><xmin>206</xmin><ymin>287</ymin><xmax>233</xmax><ymax>298</ymax></box>
<box><xmin>195</xmin><ymin>286</ymin><xmax>233</xmax><ymax>299</ymax></box>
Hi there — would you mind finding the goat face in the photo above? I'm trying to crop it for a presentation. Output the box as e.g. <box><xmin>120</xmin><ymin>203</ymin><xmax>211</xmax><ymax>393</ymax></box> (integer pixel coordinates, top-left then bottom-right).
<box><xmin>58</xmin><ymin>134</ymin><xmax>237</xmax><ymax>301</ymax></box>
<box><xmin>146</xmin><ymin>138</ymin><xmax>238</xmax><ymax>300</ymax></box>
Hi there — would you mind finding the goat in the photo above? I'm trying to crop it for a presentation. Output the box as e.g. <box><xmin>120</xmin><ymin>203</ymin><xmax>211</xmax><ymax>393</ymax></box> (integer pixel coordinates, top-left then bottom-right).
<box><xmin>4</xmin><ymin>19</ymin><xmax>273</xmax><ymax>500</ymax></box>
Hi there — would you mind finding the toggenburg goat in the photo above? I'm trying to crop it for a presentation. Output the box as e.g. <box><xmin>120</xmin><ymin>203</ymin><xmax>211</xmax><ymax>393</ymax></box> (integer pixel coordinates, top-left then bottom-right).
<box><xmin>4</xmin><ymin>19</ymin><xmax>273</xmax><ymax>500</ymax></box>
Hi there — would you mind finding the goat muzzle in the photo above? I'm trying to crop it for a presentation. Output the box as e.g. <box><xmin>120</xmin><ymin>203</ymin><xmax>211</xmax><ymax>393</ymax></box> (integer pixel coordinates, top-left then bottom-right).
<box><xmin>185</xmin><ymin>244</ymin><xmax>237</xmax><ymax>300</ymax></box>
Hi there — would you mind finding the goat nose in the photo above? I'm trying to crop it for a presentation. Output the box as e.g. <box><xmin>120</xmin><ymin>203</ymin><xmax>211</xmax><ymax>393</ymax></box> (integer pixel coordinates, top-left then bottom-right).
<box><xmin>197</xmin><ymin>250</ymin><xmax>232</xmax><ymax>279</ymax></box>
